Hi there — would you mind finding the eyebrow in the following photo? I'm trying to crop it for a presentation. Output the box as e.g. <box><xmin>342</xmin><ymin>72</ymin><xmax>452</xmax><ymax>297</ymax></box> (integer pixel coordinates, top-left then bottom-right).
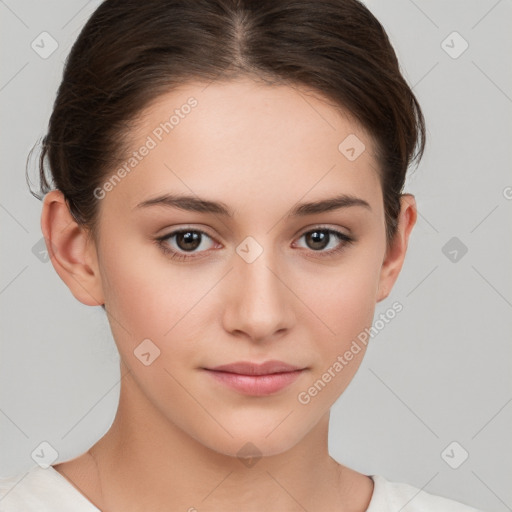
<box><xmin>134</xmin><ymin>192</ymin><xmax>372</xmax><ymax>217</ymax></box>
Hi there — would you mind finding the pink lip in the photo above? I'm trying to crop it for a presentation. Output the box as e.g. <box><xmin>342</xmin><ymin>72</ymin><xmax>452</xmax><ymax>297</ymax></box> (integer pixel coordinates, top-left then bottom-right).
<box><xmin>204</xmin><ymin>360</ymin><xmax>306</xmax><ymax>396</ymax></box>
<box><xmin>209</xmin><ymin>360</ymin><xmax>302</xmax><ymax>375</ymax></box>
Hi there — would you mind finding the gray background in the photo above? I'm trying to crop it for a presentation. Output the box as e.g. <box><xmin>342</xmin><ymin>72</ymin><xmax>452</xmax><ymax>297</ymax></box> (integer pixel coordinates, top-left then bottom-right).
<box><xmin>1</xmin><ymin>1</ymin><xmax>511</xmax><ymax>510</ymax></box>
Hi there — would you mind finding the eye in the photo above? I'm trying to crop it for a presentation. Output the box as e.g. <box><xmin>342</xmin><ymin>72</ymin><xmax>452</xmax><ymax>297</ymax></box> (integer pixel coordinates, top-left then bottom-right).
<box><xmin>155</xmin><ymin>225</ymin><xmax>354</xmax><ymax>262</ymax></box>
<box><xmin>293</xmin><ymin>227</ymin><xmax>354</xmax><ymax>257</ymax></box>
<box><xmin>155</xmin><ymin>228</ymin><xmax>217</xmax><ymax>261</ymax></box>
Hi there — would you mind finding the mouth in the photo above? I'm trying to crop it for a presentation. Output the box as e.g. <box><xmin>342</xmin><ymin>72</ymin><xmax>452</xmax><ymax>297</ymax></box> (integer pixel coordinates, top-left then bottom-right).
<box><xmin>202</xmin><ymin>360</ymin><xmax>307</xmax><ymax>396</ymax></box>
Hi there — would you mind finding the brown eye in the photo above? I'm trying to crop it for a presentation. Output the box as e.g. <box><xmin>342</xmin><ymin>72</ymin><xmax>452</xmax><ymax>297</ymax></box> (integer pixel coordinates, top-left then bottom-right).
<box><xmin>304</xmin><ymin>230</ymin><xmax>331</xmax><ymax>250</ymax></box>
<box><xmin>295</xmin><ymin>227</ymin><xmax>354</xmax><ymax>257</ymax></box>
<box><xmin>174</xmin><ymin>231</ymin><xmax>202</xmax><ymax>252</ymax></box>
<box><xmin>155</xmin><ymin>228</ymin><xmax>216</xmax><ymax>261</ymax></box>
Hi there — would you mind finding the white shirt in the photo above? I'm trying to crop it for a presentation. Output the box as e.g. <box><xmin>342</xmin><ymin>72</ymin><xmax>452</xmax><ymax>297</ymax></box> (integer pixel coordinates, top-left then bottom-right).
<box><xmin>0</xmin><ymin>465</ymin><xmax>482</xmax><ymax>511</ymax></box>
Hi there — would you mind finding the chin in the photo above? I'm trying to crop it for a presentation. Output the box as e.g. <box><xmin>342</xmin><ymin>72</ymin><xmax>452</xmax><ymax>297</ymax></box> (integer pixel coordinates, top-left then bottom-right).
<box><xmin>193</xmin><ymin>422</ymin><xmax>309</xmax><ymax>461</ymax></box>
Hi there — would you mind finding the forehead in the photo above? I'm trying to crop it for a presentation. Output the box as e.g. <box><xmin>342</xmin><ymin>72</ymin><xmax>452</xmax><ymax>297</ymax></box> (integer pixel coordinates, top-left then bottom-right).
<box><xmin>105</xmin><ymin>77</ymin><xmax>382</xmax><ymax>219</ymax></box>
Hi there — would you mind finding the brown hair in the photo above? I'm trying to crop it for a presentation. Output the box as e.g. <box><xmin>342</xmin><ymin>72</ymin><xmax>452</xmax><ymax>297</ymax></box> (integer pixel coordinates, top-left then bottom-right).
<box><xmin>29</xmin><ymin>0</ymin><xmax>425</xmax><ymax>247</ymax></box>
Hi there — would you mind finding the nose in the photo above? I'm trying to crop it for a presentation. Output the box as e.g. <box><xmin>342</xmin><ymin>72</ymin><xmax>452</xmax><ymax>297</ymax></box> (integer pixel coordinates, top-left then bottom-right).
<box><xmin>221</xmin><ymin>243</ymin><xmax>296</xmax><ymax>344</ymax></box>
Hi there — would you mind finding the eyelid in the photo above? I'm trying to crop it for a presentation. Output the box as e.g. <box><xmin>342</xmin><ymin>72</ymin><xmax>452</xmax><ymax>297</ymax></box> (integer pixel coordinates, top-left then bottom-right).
<box><xmin>295</xmin><ymin>223</ymin><xmax>351</xmax><ymax>238</ymax></box>
<box><xmin>156</xmin><ymin>224</ymin><xmax>216</xmax><ymax>238</ymax></box>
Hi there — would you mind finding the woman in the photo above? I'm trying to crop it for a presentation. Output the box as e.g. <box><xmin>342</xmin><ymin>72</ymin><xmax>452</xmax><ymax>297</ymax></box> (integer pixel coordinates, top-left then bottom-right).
<box><xmin>0</xmin><ymin>0</ymin><xmax>482</xmax><ymax>510</ymax></box>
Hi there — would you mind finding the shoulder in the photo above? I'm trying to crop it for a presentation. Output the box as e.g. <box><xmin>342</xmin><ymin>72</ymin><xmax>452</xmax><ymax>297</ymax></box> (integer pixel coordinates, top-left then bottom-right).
<box><xmin>0</xmin><ymin>465</ymin><xmax>99</xmax><ymax>512</ymax></box>
<box><xmin>367</xmin><ymin>475</ymin><xmax>483</xmax><ymax>512</ymax></box>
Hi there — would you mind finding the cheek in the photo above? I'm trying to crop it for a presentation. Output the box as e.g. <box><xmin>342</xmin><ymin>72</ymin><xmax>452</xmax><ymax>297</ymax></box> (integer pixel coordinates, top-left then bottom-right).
<box><xmin>98</xmin><ymin>238</ymin><xmax>198</xmax><ymax>345</ymax></box>
<box><xmin>297</xmin><ymin>252</ymin><xmax>381</xmax><ymax>345</ymax></box>
<box><xmin>290</xmin><ymin>258</ymin><xmax>380</xmax><ymax>408</ymax></box>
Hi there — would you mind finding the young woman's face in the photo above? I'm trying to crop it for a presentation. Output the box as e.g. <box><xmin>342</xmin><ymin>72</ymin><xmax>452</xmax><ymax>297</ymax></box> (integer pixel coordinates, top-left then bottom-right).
<box><xmin>92</xmin><ymin>77</ymin><xmax>393</xmax><ymax>457</ymax></box>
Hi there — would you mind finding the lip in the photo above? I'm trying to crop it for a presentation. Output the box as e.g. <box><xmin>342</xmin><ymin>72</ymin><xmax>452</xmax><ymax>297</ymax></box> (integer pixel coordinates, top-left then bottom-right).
<box><xmin>208</xmin><ymin>360</ymin><xmax>302</xmax><ymax>375</ymax></box>
<box><xmin>203</xmin><ymin>360</ymin><xmax>306</xmax><ymax>396</ymax></box>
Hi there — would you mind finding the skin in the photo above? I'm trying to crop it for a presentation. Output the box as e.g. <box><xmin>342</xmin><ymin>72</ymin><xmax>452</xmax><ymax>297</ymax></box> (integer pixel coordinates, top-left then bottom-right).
<box><xmin>42</xmin><ymin>77</ymin><xmax>417</xmax><ymax>512</ymax></box>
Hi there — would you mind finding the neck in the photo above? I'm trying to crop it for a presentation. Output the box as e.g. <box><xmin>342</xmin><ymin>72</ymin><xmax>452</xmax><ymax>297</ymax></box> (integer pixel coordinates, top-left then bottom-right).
<box><xmin>86</xmin><ymin>364</ymin><xmax>372</xmax><ymax>512</ymax></box>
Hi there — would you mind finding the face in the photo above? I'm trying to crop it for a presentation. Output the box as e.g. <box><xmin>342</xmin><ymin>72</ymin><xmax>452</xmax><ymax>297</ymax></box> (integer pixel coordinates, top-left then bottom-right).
<box><xmin>58</xmin><ymin>77</ymin><xmax>408</xmax><ymax>458</ymax></box>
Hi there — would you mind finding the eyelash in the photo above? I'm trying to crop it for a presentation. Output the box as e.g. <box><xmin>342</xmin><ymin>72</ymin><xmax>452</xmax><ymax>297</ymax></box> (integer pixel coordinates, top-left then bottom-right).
<box><xmin>154</xmin><ymin>226</ymin><xmax>354</xmax><ymax>262</ymax></box>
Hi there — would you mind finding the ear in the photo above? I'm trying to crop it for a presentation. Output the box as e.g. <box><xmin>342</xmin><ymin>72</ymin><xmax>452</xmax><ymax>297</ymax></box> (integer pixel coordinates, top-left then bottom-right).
<box><xmin>40</xmin><ymin>190</ymin><xmax>105</xmax><ymax>306</ymax></box>
<box><xmin>376</xmin><ymin>194</ymin><xmax>417</xmax><ymax>303</ymax></box>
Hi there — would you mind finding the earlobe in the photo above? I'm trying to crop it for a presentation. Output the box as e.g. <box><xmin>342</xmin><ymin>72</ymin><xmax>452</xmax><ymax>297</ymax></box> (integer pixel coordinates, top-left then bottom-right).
<box><xmin>40</xmin><ymin>190</ymin><xmax>105</xmax><ymax>307</ymax></box>
<box><xmin>376</xmin><ymin>194</ymin><xmax>417</xmax><ymax>303</ymax></box>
